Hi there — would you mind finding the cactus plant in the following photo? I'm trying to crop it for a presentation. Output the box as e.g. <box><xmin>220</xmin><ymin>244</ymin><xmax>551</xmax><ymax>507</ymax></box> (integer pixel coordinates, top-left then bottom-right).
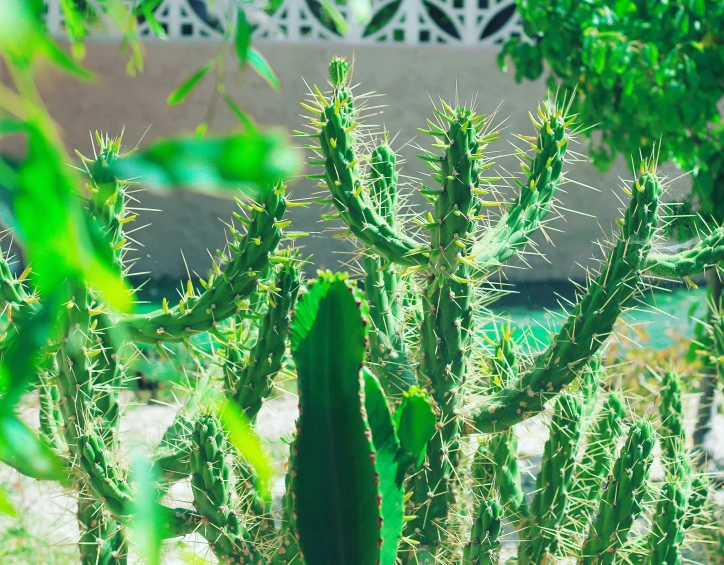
<box><xmin>298</xmin><ymin>56</ymin><xmax>723</xmax><ymax>563</ymax></box>
<box><xmin>1</xmin><ymin>56</ymin><xmax>722</xmax><ymax>565</ymax></box>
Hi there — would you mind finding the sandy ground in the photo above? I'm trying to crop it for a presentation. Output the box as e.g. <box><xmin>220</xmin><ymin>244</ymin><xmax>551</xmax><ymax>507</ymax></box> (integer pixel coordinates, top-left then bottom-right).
<box><xmin>1</xmin><ymin>390</ymin><xmax>722</xmax><ymax>564</ymax></box>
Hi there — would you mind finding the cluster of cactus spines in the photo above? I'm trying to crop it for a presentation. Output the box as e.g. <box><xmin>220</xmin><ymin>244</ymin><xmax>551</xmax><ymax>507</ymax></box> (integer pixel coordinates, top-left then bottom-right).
<box><xmin>297</xmin><ymin>56</ymin><xmax>724</xmax><ymax>563</ymax></box>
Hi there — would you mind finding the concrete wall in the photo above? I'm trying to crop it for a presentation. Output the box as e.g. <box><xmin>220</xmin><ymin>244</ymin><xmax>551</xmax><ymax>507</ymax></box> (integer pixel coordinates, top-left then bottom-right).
<box><xmin>1</xmin><ymin>42</ymin><xmax>689</xmax><ymax>282</ymax></box>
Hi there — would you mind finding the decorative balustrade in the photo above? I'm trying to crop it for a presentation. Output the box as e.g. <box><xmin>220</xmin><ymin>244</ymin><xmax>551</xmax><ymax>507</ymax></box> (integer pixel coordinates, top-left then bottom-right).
<box><xmin>44</xmin><ymin>0</ymin><xmax>523</xmax><ymax>45</ymax></box>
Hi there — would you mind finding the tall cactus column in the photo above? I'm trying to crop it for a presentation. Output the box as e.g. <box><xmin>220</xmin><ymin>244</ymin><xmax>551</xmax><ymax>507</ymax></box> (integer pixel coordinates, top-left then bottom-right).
<box><xmin>411</xmin><ymin>106</ymin><xmax>488</xmax><ymax>556</ymax></box>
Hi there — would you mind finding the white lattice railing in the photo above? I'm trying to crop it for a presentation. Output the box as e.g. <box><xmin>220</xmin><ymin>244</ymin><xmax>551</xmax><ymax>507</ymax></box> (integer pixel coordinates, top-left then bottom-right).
<box><xmin>45</xmin><ymin>0</ymin><xmax>523</xmax><ymax>46</ymax></box>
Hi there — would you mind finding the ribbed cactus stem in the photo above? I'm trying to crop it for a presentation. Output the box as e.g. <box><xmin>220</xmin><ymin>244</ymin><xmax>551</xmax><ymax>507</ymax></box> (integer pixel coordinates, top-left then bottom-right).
<box><xmin>225</xmin><ymin>258</ymin><xmax>301</xmax><ymax>419</ymax></box>
<box><xmin>474</xmin><ymin>164</ymin><xmax>663</xmax><ymax>432</ymax></box>
<box><xmin>581</xmin><ymin>420</ymin><xmax>655</xmax><ymax>565</ymax></box>
<box><xmin>122</xmin><ymin>183</ymin><xmax>288</xmax><ymax>344</ymax></box>
<box><xmin>566</xmin><ymin>392</ymin><xmax>626</xmax><ymax>537</ymax></box>
<box><xmin>473</xmin><ymin>101</ymin><xmax>569</xmax><ymax>272</ymax></box>
<box><xmin>519</xmin><ymin>392</ymin><xmax>582</xmax><ymax>565</ymax></box>
<box><xmin>464</xmin><ymin>497</ymin><xmax>502</xmax><ymax>565</ymax></box>
<box><xmin>474</xmin><ymin>327</ymin><xmax>526</xmax><ymax>524</ymax></box>
<box><xmin>191</xmin><ymin>413</ymin><xmax>266</xmax><ymax>564</ymax></box>
<box><xmin>364</xmin><ymin>144</ymin><xmax>416</xmax><ymax>395</ymax></box>
<box><xmin>643</xmin><ymin>225</ymin><xmax>724</xmax><ymax>277</ymax></box>
<box><xmin>413</xmin><ymin>105</ymin><xmax>487</xmax><ymax>554</ymax></box>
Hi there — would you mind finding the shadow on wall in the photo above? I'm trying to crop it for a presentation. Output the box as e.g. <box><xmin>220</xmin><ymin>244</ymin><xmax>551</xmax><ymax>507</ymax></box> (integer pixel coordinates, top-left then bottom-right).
<box><xmin>0</xmin><ymin>43</ymin><xmax>692</xmax><ymax>284</ymax></box>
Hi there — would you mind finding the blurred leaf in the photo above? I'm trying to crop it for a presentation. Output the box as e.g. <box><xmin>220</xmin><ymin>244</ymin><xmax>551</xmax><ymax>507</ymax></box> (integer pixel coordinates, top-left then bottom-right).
<box><xmin>222</xmin><ymin>94</ymin><xmax>258</xmax><ymax>132</ymax></box>
<box><xmin>349</xmin><ymin>0</ymin><xmax>372</xmax><ymax>24</ymax></box>
<box><xmin>320</xmin><ymin>0</ymin><xmax>348</xmax><ymax>34</ymax></box>
<box><xmin>0</xmin><ymin>295</ymin><xmax>55</xmax><ymax>407</ymax></box>
<box><xmin>248</xmin><ymin>48</ymin><xmax>280</xmax><ymax>90</ymax></box>
<box><xmin>141</xmin><ymin>4</ymin><xmax>168</xmax><ymax>40</ymax></box>
<box><xmin>129</xmin><ymin>453</ymin><xmax>166</xmax><ymax>565</ymax></box>
<box><xmin>167</xmin><ymin>62</ymin><xmax>213</xmax><ymax>106</ymax></box>
<box><xmin>235</xmin><ymin>8</ymin><xmax>252</xmax><ymax>69</ymax></box>
<box><xmin>0</xmin><ymin>414</ymin><xmax>66</xmax><ymax>482</ymax></box>
<box><xmin>217</xmin><ymin>400</ymin><xmax>272</xmax><ymax>502</ymax></box>
<box><xmin>0</xmin><ymin>486</ymin><xmax>17</xmax><ymax>517</ymax></box>
<box><xmin>111</xmin><ymin>129</ymin><xmax>301</xmax><ymax>196</ymax></box>
<box><xmin>13</xmin><ymin>125</ymin><xmax>131</xmax><ymax>311</ymax></box>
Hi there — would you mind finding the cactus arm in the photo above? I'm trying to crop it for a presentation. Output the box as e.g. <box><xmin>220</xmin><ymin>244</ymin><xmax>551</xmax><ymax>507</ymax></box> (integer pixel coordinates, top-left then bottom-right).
<box><xmin>122</xmin><ymin>183</ymin><xmax>288</xmax><ymax>344</ymax></box>
<box><xmin>152</xmin><ymin>411</ymin><xmax>195</xmax><ymax>483</ymax></box>
<box><xmin>364</xmin><ymin>144</ymin><xmax>416</xmax><ymax>395</ymax></box>
<box><xmin>643</xmin><ymin>371</ymin><xmax>697</xmax><ymax>565</ymax></box>
<box><xmin>274</xmin><ymin>435</ymin><xmax>300</xmax><ymax>565</ymax></box>
<box><xmin>38</xmin><ymin>355</ymin><xmax>66</xmax><ymax>452</ymax></box>
<box><xmin>472</xmin><ymin>165</ymin><xmax>663</xmax><ymax>432</ymax></box>
<box><xmin>642</xmin><ymin>226</ymin><xmax>724</xmax><ymax>277</ymax></box>
<box><xmin>0</xmin><ymin>250</ymin><xmax>39</xmax><ymax>315</ymax></box>
<box><xmin>78</xmin><ymin>496</ymin><xmax>127</xmax><ymax>565</ymax></box>
<box><xmin>289</xmin><ymin>273</ymin><xmax>389</xmax><ymax>565</ymax></box>
<box><xmin>581</xmin><ymin>420</ymin><xmax>655</xmax><ymax>565</ymax></box>
<box><xmin>190</xmin><ymin>413</ymin><xmax>266</xmax><ymax>563</ymax></box>
<box><xmin>518</xmin><ymin>392</ymin><xmax>583</xmax><ymax>565</ymax></box>
<box><xmin>464</xmin><ymin>497</ymin><xmax>503</xmax><ymax>565</ymax></box>
<box><xmin>225</xmin><ymin>259</ymin><xmax>301</xmax><ymax>419</ymax></box>
<box><xmin>474</xmin><ymin>327</ymin><xmax>527</xmax><ymax>524</ymax></box>
<box><xmin>306</xmin><ymin>65</ymin><xmax>426</xmax><ymax>267</ymax></box>
<box><xmin>644</xmin><ymin>481</ymin><xmax>688</xmax><ymax>565</ymax></box>
<box><xmin>411</xmin><ymin>106</ymin><xmax>489</xmax><ymax>554</ymax></box>
<box><xmin>566</xmin><ymin>392</ymin><xmax>626</xmax><ymax>537</ymax></box>
<box><xmin>472</xmin><ymin>102</ymin><xmax>570</xmax><ymax>274</ymax></box>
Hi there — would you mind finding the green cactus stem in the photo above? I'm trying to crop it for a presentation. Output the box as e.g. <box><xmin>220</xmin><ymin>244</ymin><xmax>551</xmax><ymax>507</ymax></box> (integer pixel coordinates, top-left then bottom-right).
<box><xmin>581</xmin><ymin>420</ymin><xmax>655</xmax><ymax>565</ymax></box>
<box><xmin>566</xmin><ymin>391</ymin><xmax>626</xmax><ymax>537</ymax></box>
<box><xmin>643</xmin><ymin>225</ymin><xmax>724</xmax><ymax>278</ymax></box>
<box><xmin>473</xmin><ymin>163</ymin><xmax>663</xmax><ymax>432</ymax></box>
<box><xmin>363</xmin><ymin>143</ymin><xmax>416</xmax><ymax>396</ymax></box>
<box><xmin>519</xmin><ymin>392</ymin><xmax>582</xmax><ymax>565</ymax></box>
<box><xmin>464</xmin><ymin>497</ymin><xmax>503</xmax><ymax>565</ymax></box>
<box><xmin>290</xmin><ymin>272</ymin><xmax>396</xmax><ymax>565</ymax></box>
<box><xmin>473</xmin><ymin>101</ymin><xmax>571</xmax><ymax>272</ymax></box>
<box><xmin>122</xmin><ymin>182</ymin><xmax>289</xmax><ymax>344</ymax></box>
<box><xmin>224</xmin><ymin>257</ymin><xmax>301</xmax><ymax>419</ymax></box>
<box><xmin>304</xmin><ymin>78</ymin><xmax>426</xmax><ymax>266</ymax></box>
<box><xmin>77</xmin><ymin>496</ymin><xmax>127</xmax><ymax>565</ymax></box>
<box><xmin>191</xmin><ymin>412</ymin><xmax>266</xmax><ymax>564</ymax></box>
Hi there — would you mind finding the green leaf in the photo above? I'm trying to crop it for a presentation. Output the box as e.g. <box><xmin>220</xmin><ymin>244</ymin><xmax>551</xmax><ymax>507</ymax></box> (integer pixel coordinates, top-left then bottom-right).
<box><xmin>349</xmin><ymin>0</ymin><xmax>372</xmax><ymax>24</ymax></box>
<box><xmin>290</xmin><ymin>272</ymin><xmax>383</xmax><ymax>565</ymax></box>
<box><xmin>0</xmin><ymin>486</ymin><xmax>17</xmax><ymax>517</ymax></box>
<box><xmin>111</xmin><ymin>129</ymin><xmax>301</xmax><ymax>196</ymax></box>
<box><xmin>235</xmin><ymin>8</ymin><xmax>252</xmax><ymax>69</ymax></box>
<box><xmin>362</xmin><ymin>368</ymin><xmax>404</xmax><ymax>565</ymax></box>
<box><xmin>320</xmin><ymin>0</ymin><xmax>348</xmax><ymax>34</ymax></box>
<box><xmin>248</xmin><ymin>48</ymin><xmax>280</xmax><ymax>90</ymax></box>
<box><xmin>141</xmin><ymin>4</ymin><xmax>168</xmax><ymax>40</ymax></box>
<box><xmin>0</xmin><ymin>414</ymin><xmax>66</xmax><ymax>482</ymax></box>
<box><xmin>167</xmin><ymin>62</ymin><xmax>213</xmax><ymax>106</ymax></box>
<box><xmin>13</xmin><ymin>125</ymin><xmax>131</xmax><ymax>312</ymax></box>
<box><xmin>217</xmin><ymin>400</ymin><xmax>273</xmax><ymax>502</ymax></box>
<box><xmin>129</xmin><ymin>453</ymin><xmax>166</xmax><ymax>565</ymax></box>
<box><xmin>394</xmin><ymin>386</ymin><xmax>437</xmax><ymax>469</ymax></box>
<box><xmin>223</xmin><ymin>94</ymin><xmax>258</xmax><ymax>132</ymax></box>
